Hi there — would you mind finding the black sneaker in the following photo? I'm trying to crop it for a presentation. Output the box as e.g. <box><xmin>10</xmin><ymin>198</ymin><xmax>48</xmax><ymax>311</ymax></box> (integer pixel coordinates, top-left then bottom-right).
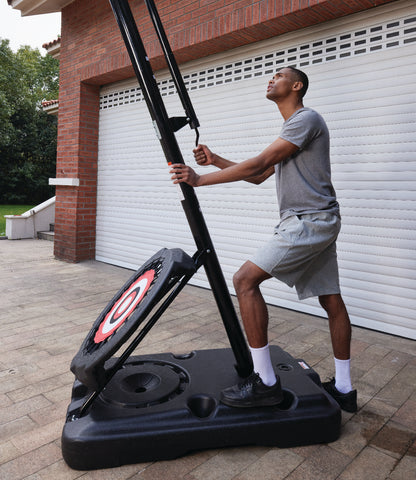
<box><xmin>322</xmin><ymin>378</ymin><xmax>357</xmax><ymax>413</ymax></box>
<box><xmin>221</xmin><ymin>372</ymin><xmax>283</xmax><ymax>408</ymax></box>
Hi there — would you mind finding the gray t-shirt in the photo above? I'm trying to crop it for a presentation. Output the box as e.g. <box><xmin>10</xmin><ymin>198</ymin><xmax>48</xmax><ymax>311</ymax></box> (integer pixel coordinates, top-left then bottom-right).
<box><xmin>275</xmin><ymin>107</ymin><xmax>339</xmax><ymax>220</ymax></box>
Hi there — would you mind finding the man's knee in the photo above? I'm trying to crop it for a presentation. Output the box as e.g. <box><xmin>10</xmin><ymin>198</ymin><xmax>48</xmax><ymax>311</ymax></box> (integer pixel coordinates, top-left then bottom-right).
<box><xmin>233</xmin><ymin>266</ymin><xmax>251</xmax><ymax>295</ymax></box>
<box><xmin>319</xmin><ymin>293</ymin><xmax>344</xmax><ymax>314</ymax></box>
<box><xmin>319</xmin><ymin>294</ymin><xmax>350</xmax><ymax>323</ymax></box>
<box><xmin>233</xmin><ymin>261</ymin><xmax>270</xmax><ymax>295</ymax></box>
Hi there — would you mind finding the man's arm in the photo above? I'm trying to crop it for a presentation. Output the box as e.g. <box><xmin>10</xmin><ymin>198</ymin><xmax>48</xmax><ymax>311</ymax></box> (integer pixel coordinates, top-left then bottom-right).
<box><xmin>170</xmin><ymin>138</ymin><xmax>299</xmax><ymax>187</ymax></box>
<box><xmin>193</xmin><ymin>144</ymin><xmax>274</xmax><ymax>185</ymax></box>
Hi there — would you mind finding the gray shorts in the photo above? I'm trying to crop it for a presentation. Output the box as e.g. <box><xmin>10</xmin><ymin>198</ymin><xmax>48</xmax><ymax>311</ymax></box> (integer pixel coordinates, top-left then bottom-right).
<box><xmin>252</xmin><ymin>212</ymin><xmax>341</xmax><ymax>300</ymax></box>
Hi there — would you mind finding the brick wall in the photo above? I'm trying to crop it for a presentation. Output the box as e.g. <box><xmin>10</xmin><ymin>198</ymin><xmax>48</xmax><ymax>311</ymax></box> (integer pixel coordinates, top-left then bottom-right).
<box><xmin>54</xmin><ymin>0</ymin><xmax>396</xmax><ymax>262</ymax></box>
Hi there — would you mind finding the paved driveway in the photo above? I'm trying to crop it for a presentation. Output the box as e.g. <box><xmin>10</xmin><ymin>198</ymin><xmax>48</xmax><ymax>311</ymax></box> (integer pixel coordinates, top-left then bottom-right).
<box><xmin>0</xmin><ymin>239</ymin><xmax>415</xmax><ymax>479</ymax></box>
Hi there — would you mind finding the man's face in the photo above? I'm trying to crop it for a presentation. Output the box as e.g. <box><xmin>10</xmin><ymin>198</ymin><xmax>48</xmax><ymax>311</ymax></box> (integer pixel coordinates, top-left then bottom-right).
<box><xmin>266</xmin><ymin>68</ymin><xmax>296</xmax><ymax>101</ymax></box>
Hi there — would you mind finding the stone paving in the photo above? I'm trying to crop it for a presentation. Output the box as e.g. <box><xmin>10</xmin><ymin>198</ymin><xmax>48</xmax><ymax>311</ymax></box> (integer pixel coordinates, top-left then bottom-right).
<box><xmin>0</xmin><ymin>239</ymin><xmax>415</xmax><ymax>480</ymax></box>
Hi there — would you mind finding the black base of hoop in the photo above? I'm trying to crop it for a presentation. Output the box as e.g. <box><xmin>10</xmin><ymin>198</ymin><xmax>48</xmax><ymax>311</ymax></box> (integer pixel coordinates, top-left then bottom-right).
<box><xmin>62</xmin><ymin>346</ymin><xmax>341</xmax><ymax>470</ymax></box>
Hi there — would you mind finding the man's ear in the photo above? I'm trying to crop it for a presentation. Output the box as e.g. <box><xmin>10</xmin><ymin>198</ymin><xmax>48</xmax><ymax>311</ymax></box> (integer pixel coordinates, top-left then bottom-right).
<box><xmin>292</xmin><ymin>81</ymin><xmax>303</xmax><ymax>92</ymax></box>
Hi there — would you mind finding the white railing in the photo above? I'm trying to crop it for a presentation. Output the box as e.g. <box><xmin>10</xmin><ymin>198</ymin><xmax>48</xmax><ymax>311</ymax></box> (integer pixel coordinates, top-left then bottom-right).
<box><xmin>5</xmin><ymin>197</ymin><xmax>55</xmax><ymax>240</ymax></box>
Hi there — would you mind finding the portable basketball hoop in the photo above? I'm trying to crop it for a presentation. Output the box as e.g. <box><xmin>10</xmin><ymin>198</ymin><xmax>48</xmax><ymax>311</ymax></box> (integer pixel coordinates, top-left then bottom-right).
<box><xmin>62</xmin><ymin>0</ymin><xmax>341</xmax><ymax>470</ymax></box>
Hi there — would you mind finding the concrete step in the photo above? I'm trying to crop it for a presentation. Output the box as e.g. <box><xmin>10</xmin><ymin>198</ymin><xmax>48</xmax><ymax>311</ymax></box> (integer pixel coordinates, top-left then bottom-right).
<box><xmin>37</xmin><ymin>231</ymin><xmax>55</xmax><ymax>241</ymax></box>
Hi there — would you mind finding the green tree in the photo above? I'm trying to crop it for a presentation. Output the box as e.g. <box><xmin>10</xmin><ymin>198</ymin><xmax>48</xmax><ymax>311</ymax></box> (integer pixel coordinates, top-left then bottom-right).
<box><xmin>0</xmin><ymin>39</ymin><xmax>59</xmax><ymax>204</ymax></box>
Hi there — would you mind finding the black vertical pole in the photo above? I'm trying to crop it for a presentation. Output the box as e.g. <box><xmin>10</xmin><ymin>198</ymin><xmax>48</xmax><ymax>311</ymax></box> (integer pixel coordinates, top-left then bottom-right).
<box><xmin>143</xmin><ymin>0</ymin><xmax>199</xmax><ymax>131</ymax></box>
<box><xmin>108</xmin><ymin>0</ymin><xmax>252</xmax><ymax>377</ymax></box>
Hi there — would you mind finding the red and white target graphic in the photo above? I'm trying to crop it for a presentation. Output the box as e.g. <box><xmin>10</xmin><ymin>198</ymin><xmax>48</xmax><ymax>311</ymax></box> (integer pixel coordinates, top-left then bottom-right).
<box><xmin>94</xmin><ymin>270</ymin><xmax>155</xmax><ymax>343</ymax></box>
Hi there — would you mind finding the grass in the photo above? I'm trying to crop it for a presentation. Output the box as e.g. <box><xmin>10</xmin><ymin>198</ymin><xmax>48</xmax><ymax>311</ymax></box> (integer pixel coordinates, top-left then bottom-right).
<box><xmin>0</xmin><ymin>205</ymin><xmax>35</xmax><ymax>237</ymax></box>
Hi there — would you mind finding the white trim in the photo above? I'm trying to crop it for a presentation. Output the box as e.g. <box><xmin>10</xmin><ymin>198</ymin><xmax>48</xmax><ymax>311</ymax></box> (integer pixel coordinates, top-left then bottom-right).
<box><xmin>43</xmin><ymin>102</ymin><xmax>59</xmax><ymax>115</ymax></box>
<box><xmin>44</xmin><ymin>41</ymin><xmax>61</xmax><ymax>59</ymax></box>
<box><xmin>10</xmin><ymin>0</ymin><xmax>73</xmax><ymax>15</ymax></box>
<box><xmin>49</xmin><ymin>177</ymin><xmax>79</xmax><ymax>186</ymax></box>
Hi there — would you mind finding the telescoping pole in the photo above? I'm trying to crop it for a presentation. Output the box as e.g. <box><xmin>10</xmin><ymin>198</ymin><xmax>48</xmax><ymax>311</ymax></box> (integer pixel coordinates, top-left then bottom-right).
<box><xmin>108</xmin><ymin>0</ymin><xmax>252</xmax><ymax>377</ymax></box>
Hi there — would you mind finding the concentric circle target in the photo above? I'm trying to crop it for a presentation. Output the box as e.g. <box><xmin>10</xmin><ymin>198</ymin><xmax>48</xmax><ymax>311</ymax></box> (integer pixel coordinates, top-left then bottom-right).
<box><xmin>70</xmin><ymin>248</ymin><xmax>196</xmax><ymax>391</ymax></box>
<box><xmin>94</xmin><ymin>270</ymin><xmax>155</xmax><ymax>343</ymax></box>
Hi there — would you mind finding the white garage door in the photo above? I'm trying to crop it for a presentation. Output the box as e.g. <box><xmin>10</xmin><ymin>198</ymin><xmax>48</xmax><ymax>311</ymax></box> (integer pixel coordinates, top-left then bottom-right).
<box><xmin>97</xmin><ymin>0</ymin><xmax>416</xmax><ymax>339</ymax></box>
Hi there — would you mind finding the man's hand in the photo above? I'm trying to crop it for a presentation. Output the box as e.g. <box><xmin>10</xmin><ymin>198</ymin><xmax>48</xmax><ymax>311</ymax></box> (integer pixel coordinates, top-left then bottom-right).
<box><xmin>193</xmin><ymin>144</ymin><xmax>215</xmax><ymax>166</ymax></box>
<box><xmin>170</xmin><ymin>163</ymin><xmax>201</xmax><ymax>187</ymax></box>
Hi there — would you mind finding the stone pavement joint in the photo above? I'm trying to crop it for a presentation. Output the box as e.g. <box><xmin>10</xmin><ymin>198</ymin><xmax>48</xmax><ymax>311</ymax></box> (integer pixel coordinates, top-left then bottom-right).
<box><xmin>0</xmin><ymin>239</ymin><xmax>415</xmax><ymax>479</ymax></box>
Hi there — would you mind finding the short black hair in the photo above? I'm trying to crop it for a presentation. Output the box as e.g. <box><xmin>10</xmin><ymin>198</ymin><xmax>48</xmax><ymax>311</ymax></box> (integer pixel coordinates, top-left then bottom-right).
<box><xmin>286</xmin><ymin>66</ymin><xmax>309</xmax><ymax>98</ymax></box>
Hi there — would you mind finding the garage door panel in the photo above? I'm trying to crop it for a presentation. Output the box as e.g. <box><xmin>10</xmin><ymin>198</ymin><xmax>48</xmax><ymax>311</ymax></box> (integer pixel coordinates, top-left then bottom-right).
<box><xmin>97</xmin><ymin>0</ymin><xmax>416</xmax><ymax>339</ymax></box>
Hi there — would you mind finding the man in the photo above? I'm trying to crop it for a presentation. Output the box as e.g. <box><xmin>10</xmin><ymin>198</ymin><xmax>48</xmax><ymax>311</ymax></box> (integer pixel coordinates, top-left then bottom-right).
<box><xmin>170</xmin><ymin>66</ymin><xmax>357</xmax><ymax>413</ymax></box>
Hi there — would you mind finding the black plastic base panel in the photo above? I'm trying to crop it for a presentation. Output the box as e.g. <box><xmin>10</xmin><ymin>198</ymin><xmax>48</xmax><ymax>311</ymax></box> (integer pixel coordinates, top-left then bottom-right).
<box><xmin>62</xmin><ymin>346</ymin><xmax>341</xmax><ymax>470</ymax></box>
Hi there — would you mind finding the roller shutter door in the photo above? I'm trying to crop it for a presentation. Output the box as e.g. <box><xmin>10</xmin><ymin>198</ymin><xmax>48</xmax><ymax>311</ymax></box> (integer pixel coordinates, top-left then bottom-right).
<box><xmin>96</xmin><ymin>0</ymin><xmax>416</xmax><ymax>339</ymax></box>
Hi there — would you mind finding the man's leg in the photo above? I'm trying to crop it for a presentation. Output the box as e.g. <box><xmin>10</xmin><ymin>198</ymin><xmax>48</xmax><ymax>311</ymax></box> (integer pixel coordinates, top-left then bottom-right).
<box><xmin>319</xmin><ymin>293</ymin><xmax>357</xmax><ymax>412</ymax></box>
<box><xmin>220</xmin><ymin>261</ymin><xmax>283</xmax><ymax>407</ymax></box>
<box><xmin>233</xmin><ymin>261</ymin><xmax>277</xmax><ymax>386</ymax></box>
<box><xmin>319</xmin><ymin>293</ymin><xmax>351</xmax><ymax>360</ymax></box>
<box><xmin>233</xmin><ymin>260</ymin><xmax>272</xmax><ymax>348</ymax></box>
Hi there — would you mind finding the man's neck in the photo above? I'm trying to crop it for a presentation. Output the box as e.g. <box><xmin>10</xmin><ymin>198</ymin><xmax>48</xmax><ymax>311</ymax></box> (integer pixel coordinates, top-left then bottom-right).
<box><xmin>277</xmin><ymin>100</ymin><xmax>304</xmax><ymax>121</ymax></box>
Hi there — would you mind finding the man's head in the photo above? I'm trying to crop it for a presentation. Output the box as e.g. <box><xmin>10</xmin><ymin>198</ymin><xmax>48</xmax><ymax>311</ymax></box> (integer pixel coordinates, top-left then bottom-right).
<box><xmin>266</xmin><ymin>66</ymin><xmax>309</xmax><ymax>102</ymax></box>
<box><xmin>285</xmin><ymin>66</ymin><xmax>309</xmax><ymax>98</ymax></box>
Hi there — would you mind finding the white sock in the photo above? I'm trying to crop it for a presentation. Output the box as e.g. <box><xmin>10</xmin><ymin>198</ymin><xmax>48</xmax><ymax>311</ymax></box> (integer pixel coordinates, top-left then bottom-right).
<box><xmin>334</xmin><ymin>357</ymin><xmax>353</xmax><ymax>393</ymax></box>
<box><xmin>249</xmin><ymin>344</ymin><xmax>277</xmax><ymax>387</ymax></box>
